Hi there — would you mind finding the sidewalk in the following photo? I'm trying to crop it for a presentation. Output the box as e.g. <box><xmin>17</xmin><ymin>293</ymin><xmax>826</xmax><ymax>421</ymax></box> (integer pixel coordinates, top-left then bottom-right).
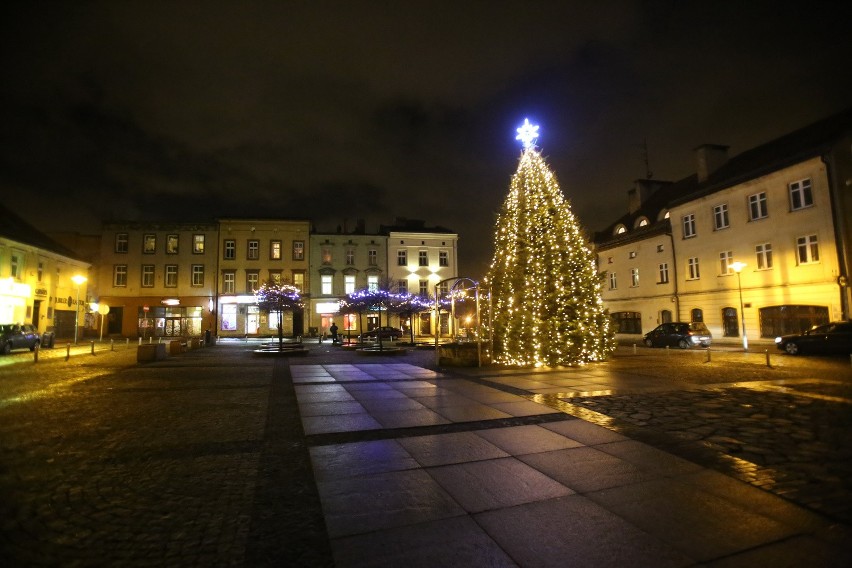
<box><xmin>288</xmin><ymin>357</ymin><xmax>851</xmax><ymax>567</ymax></box>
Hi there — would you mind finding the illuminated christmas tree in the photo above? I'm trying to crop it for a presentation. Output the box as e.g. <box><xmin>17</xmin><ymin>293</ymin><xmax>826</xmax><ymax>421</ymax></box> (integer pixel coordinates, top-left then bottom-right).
<box><xmin>487</xmin><ymin>119</ymin><xmax>614</xmax><ymax>366</ymax></box>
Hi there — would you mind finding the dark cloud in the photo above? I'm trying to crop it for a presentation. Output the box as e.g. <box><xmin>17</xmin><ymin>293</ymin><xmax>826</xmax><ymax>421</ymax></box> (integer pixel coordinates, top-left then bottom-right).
<box><xmin>1</xmin><ymin>1</ymin><xmax>850</xmax><ymax>277</ymax></box>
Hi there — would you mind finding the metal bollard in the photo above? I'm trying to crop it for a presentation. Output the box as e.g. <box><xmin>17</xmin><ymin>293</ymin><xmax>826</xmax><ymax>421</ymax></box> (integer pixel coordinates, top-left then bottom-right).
<box><xmin>127</xmin><ymin>338</ymin><xmax>130</xmax><ymax>349</ymax></box>
<box><xmin>665</xmin><ymin>345</ymin><xmax>669</xmax><ymax>355</ymax></box>
<box><xmin>705</xmin><ymin>348</ymin><xmax>711</xmax><ymax>363</ymax></box>
<box><xmin>91</xmin><ymin>341</ymin><xmax>95</xmax><ymax>355</ymax></box>
<box><xmin>111</xmin><ymin>339</ymin><xmax>114</xmax><ymax>351</ymax></box>
<box><xmin>633</xmin><ymin>343</ymin><xmax>637</xmax><ymax>355</ymax></box>
<box><xmin>765</xmin><ymin>349</ymin><xmax>771</xmax><ymax>367</ymax></box>
<box><xmin>66</xmin><ymin>343</ymin><xmax>71</xmax><ymax>361</ymax></box>
<box><xmin>34</xmin><ymin>343</ymin><xmax>39</xmax><ymax>363</ymax></box>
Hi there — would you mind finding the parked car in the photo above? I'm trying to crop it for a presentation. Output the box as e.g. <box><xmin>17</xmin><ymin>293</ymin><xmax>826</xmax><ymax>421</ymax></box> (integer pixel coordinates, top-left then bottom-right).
<box><xmin>643</xmin><ymin>322</ymin><xmax>712</xmax><ymax>349</ymax></box>
<box><xmin>0</xmin><ymin>324</ymin><xmax>45</xmax><ymax>354</ymax></box>
<box><xmin>361</xmin><ymin>326</ymin><xmax>403</xmax><ymax>340</ymax></box>
<box><xmin>775</xmin><ymin>321</ymin><xmax>852</xmax><ymax>355</ymax></box>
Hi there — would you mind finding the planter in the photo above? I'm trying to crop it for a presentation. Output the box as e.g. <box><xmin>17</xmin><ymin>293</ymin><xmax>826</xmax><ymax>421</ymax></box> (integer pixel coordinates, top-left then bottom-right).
<box><xmin>438</xmin><ymin>342</ymin><xmax>486</xmax><ymax>366</ymax></box>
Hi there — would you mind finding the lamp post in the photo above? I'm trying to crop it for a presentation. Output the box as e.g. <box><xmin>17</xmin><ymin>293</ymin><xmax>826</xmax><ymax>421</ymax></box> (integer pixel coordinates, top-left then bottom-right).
<box><xmin>71</xmin><ymin>275</ymin><xmax>87</xmax><ymax>344</ymax></box>
<box><xmin>730</xmin><ymin>262</ymin><xmax>747</xmax><ymax>351</ymax></box>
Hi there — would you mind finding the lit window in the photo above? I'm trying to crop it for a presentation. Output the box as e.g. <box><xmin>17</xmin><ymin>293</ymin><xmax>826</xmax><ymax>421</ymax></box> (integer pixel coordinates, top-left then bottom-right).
<box><xmin>789</xmin><ymin>179</ymin><xmax>813</xmax><ymax>210</ymax></box>
<box><xmin>713</xmin><ymin>204</ymin><xmax>729</xmax><ymax>230</ymax></box>
<box><xmin>614</xmin><ymin>224</ymin><xmax>627</xmax><ymax>235</ymax></box>
<box><xmin>247</xmin><ymin>272</ymin><xmax>259</xmax><ymax>292</ymax></box>
<box><xmin>344</xmin><ymin>275</ymin><xmax>355</xmax><ymax>294</ymax></box>
<box><xmin>221</xmin><ymin>304</ymin><xmax>237</xmax><ymax>331</ymax></box>
<box><xmin>756</xmin><ymin>243</ymin><xmax>773</xmax><ymax>269</ymax></box>
<box><xmin>609</xmin><ymin>272</ymin><xmax>617</xmax><ymax>290</ymax></box>
<box><xmin>321</xmin><ymin>275</ymin><xmax>332</xmax><ymax>295</ymax></box>
<box><xmin>292</xmin><ymin>272</ymin><xmax>304</xmax><ymax>291</ymax></box>
<box><xmin>270</xmin><ymin>240</ymin><xmax>282</xmax><ymax>260</ymax></box>
<box><xmin>269</xmin><ymin>271</ymin><xmax>282</xmax><ymax>284</ymax></box>
<box><xmin>321</xmin><ymin>247</ymin><xmax>332</xmax><ymax>264</ymax></box>
<box><xmin>630</xmin><ymin>268</ymin><xmax>639</xmax><ymax>287</ymax></box>
<box><xmin>367</xmin><ymin>275</ymin><xmax>378</xmax><ymax>292</ymax></box>
<box><xmin>796</xmin><ymin>235</ymin><xmax>819</xmax><ymax>264</ymax></box>
<box><xmin>682</xmin><ymin>214</ymin><xmax>696</xmax><ymax>238</ymax></box>
<box><xmin>193</xmin><ymin>234</ymin><xmax>205</xmax><ymax>254</ymax></box>
<box><xmin>748</xmin><ymin>192</ymin><xmax>768</xmax><ymax>220</ymax></box>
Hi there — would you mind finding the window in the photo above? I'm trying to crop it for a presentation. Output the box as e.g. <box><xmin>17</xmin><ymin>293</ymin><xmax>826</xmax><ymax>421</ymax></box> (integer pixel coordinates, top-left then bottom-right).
<box><xmin>346</xmin><ymin>248</ymin><xmax>355</xmax><ymax>265</ymax></box>
<box><xmin>656</xmin><ymin>244</ymin><xmax>664</xmax><ymax>253</ymax></box>
<box><xmin>789</xmin><ymin>178</ymin><xmax>813</xmax><ymax>210</ymax></box>
<box><xmin>269</xmin><ymin>270</ymin><xmax>282</xmax><ymax>284</ymax></box>
<box><xmin>37</xmin><ymin>262</ymin><xmax>43</xmax><ymax>281</ymax></box>
<box><xmin>398</xmin><ymin>280</ymin><xmax>408</xmax><ymax>294</ymax></box>
<box><xmin>397</xmin><ymin>250</ymin><xmax>407</xmax><ymax>266</ymax></box>
<box><xmin>629</xmin><ymin>251</ymin><xmax>636</xmax><ymax>259</ymax></box>
<box><xmin>141</xmin><ymin>265</ymin><xmax>155</xmax><ymax>287</ymax></box>
<box><xmin>713</xmin><ymin>204</ymin><xmax>729</xmax><ymax>230</ymax></box>
<box><xmin>609</xmin><ymin>272</ymin><xmax>617</xmax><ymax>290</ymax></box>
<box><xmin>756</xmin><ymin>243</ymin><xmax>773</xmax><ymax>270</ymax></box>
<box><xmin>321</xmin><ymin>275</ymin><xmax>332</xmax><ymax>295</ymax></box>
<box><xmin>10</xmin><ymin>255</ymin><xmax>19</xmax><ymax>278</ymax></box>
<box><xmin>368</xmin><ymin>249</ymin><xmax>377</xmax><ymax>266</ymax></box>
<box><xmin>115</xmin><ymin>233</ymin><xmax>129</xmax><ymax>253</ymax></box>
<box><xmin>292</xmin><ymin>271</ymin><xmax>304</xmax><ymax>291</ymax></box>
<box><xmin>658</xmin><ymin>263</ymin><xmax>669</xmax><ymax>284</ymax></box>
<box><xmin>113</xmin><ymin>265</ymin><xmax>128</xmax><ymax>287</ymax></box>
<box><xmin>165</xmin><ymin>265</ymin><xmax>178</xmax><ymax>287</ymax></box>
<box><xmin>615</xmin><ymin>225</ymin><xmax>627</xmax><ymax>235</ymax></box>
<box><xmin>630</xmin><ymin>268</ymin><xmax>639</xmax><ymax>287</ymax></box>
<box><xmin>223</xmin><ymin>271</ymin><xmax>235</xmax><ymax>294</ymax></box>
<box><xmin>143</xmin><ymin>234</ymin><xmax>156</xmax><ymax>254</ymax></box>
<box><xmin>367</xmin><ymin>275</ymin><xmax>378</xmax><ymax>292</ymax></box>
<box><xmin>682</xmin><ymin>214</ymin><xmax>696</xmax><ymax>238</ymax></box>
<box><xmin>166</xmin><ymin>234</ymin><xmax>179</xmax><ymax>254</ymax></box>
<box><xmin>419</xmin><ymin>280</ymin><xmax>429</xmax><ymax>296</ymax></box>
<box><xmin>344</xmin><ymin>275</ymin><xmax>355</xmax><ymax>294</ymax></box>
<box><xmin>293</xmin><ymin>240</ymin><xmax>304</xmax><ymax>260</ymax></box>
<box><xmin>221</xmin><ymin>304</ymin><xmax>237</xmax><ymax>331</ymax></box>
<box><xmin>270</xmin><ymin>240</ymin><xmax>282</xmax><ymax>260</ymax></box>
<box><xmin>224</xmin><ymin>239</ymin><xmax>236</xmax><ymax>260</ymax></box>
<box><xmin>748</xmin><ymin>192</ymin><xmax>768</xmax><ymax>220</ymax></box>
<box><xmin>439</xmin><ymin>251</ymin><xmax>449</xmax><ymax>267</ymax></box>
<box><xmin>759</xmin><ymin>305</ymin><xmax>828</xmax><ymax>337</ymax></box>
<box><xmin>193</xmin><ymin>234</ymin><xmax>205</xmax><ymax>254</ymax></box>
<box><xmin>247</xmin><ymin>240</ymin><xmax>259</xmax><ymax>260</ymax></box>
<box><xmin>419</xmin><ymin>251</ymin><xmax>428</xmax><ymax>266</ymax></box>
<box><xmin>719</xmin><ymin>251</ymin><xmax>734</xmax><ymax>275</ymax></box>
<box><xmin>691</xmin><ymin>308</ymin><xmax>704</xmax><ymax>322</ymax></box>
<box><xmin>321</xmin><ymin>247</ymin><xmax>332</xmax><ymax>264</ymax></box>
<box><xmin>687</xmin><ymin>257</ymin><xmax>700</xmax><ymax>280</ymax></box>
<box><xmin>797</xmin><ymin>235</ymin><xmax>819</xmax><ymax>264</ymax></box>
<box><xmin>610</xmin><ymin>311</ymin><xmax>641</xmax><ymax>334</ymax></box>
<box><xmin>191</xmin><ymin>265</ymin><xmax>204</xmax><ymax>286</ymax></box>
<box><xmin>246</xmin><ymin>271</ymin><xmax>259</xmax><ymax>292</ymax></box>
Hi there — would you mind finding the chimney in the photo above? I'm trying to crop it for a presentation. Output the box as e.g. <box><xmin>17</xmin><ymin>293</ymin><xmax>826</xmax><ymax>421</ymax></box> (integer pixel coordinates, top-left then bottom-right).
<box><xmin>627</xmin><ymin>179</ymin><xmax>663</xmax><ymax>214</ymax></box>
<box><xmin>694</xmin><ymin>144</ymin><xmax>729</xmax><ymax>183</ymax></box>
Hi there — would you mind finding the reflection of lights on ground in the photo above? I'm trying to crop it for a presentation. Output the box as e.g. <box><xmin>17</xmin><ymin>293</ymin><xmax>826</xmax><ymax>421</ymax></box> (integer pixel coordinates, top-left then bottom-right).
<box><xmin>526</xmin><ymin>393</ymin><xmax>620</xmax><ymax>430</ymax></box>
<box><xmin>0</xmin><ymin>373</ymin><xmax>113</xmax><ymax>409</ymax></box>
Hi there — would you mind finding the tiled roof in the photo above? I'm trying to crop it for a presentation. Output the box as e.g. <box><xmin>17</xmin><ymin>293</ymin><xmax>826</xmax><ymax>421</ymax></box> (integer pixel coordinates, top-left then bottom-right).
<box><xmin>594</xmin><ymin>106</ymin><xmax>852</xmax><ymax>245</ymax></box>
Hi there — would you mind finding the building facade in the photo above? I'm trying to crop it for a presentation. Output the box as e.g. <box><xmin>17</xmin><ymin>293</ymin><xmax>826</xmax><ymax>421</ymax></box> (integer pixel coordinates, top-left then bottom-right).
<box><xmin>216</xmin><ymin>218</ymin><xmax>311</xmax><ymax>338</ymax></box>
<box><xmin>0</xmin><ymin>206</ymin><xmax>91</xmax><ymax>339</ymax></box>
<box><xmin>595</xmin><ymin>109</ymin><xmax>852</xmax><ymax>343</ymax></box>
<box><xmin>97</xmin><ymin>222</ymin><xmax>219</xmax><ymax>338</ymax></box>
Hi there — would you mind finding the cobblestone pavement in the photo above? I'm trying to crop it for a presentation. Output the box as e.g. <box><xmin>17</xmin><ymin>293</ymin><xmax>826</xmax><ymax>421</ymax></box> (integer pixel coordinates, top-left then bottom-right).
<box><xmin>0</xmin><ymin>340</ymin><xmax>850</xmax><ymax>566</ymax></box>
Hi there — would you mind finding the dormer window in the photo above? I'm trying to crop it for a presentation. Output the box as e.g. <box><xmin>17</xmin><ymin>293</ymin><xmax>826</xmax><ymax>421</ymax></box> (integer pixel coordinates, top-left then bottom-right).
<box><xmin>634</xmin><ymin>217</ymin><xmax>649</xmax><ymax>228</ymax></box>
<box><xmin>614</xmin><ymin>224</ymin><xmax>627</xmax><ymax>235</ymax></box>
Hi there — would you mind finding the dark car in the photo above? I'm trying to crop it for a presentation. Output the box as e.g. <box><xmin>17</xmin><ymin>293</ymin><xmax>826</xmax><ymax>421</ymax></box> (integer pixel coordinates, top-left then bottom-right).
<box><xmin>0</xmin><ymin>324</ymin><xmax>44</xmax><ymax>354</ymax></box>
<box><xmin>775</xmin><ymin>321</ymin><xmax>852</xmax><ymax>355</ymax></box>
<box><xmin>361</xmin><ymin>326</ymin><xmax>403</xmax><ymax>340</ymax></box>
<box><xmin>643</xmin><ymin>322</ymin><xmax>712</xmax><ymax>349</ymax></box>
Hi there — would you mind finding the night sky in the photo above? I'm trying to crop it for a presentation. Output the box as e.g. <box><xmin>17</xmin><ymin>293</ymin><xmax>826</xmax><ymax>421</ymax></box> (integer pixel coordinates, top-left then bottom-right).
<box><xmin>2</xmin><ymin>1</ymin><xmax>850</xmax><ymax>277</ymax></box>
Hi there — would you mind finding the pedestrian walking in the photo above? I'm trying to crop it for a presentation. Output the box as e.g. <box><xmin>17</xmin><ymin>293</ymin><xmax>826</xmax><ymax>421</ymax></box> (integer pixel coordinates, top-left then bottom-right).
<box><xmin>329</xmin><ymin>322</ymin><xmax>339</xmax><ymax>344</ymax></box>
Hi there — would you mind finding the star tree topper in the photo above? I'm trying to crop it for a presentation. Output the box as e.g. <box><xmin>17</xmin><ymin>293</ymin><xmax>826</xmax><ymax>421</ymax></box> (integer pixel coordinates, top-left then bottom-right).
<box><xmin>515</xmin><ymin>118</ymin><xmax>539</xmax><ymax>148</ymax></box>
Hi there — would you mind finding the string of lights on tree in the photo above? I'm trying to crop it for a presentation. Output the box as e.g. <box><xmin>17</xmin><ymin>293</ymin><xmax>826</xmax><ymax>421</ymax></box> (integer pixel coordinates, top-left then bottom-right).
<box><xmin>486</xmin><ymin>119</ymin><xmax>615</xmax><ymax>366</ymax></box>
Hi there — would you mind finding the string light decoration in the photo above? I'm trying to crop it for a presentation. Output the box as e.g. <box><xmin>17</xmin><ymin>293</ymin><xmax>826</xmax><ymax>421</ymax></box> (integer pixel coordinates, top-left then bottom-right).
<box><xmin>486</xmin><ymin>119</ymin><xmax>615</xmax><ymax>366</ymax></box>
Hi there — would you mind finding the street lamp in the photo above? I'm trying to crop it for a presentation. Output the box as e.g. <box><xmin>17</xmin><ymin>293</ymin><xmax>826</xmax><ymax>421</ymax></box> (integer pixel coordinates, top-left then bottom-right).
<box><xmin>730</xmin><ymin>262</ymin><xmax>747</xmax><ymax>351</ymax></box>
<box><xmin>71</xmin><ymin>274</ymin><xmax>87</xmax><ymax>344</ymax></box>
